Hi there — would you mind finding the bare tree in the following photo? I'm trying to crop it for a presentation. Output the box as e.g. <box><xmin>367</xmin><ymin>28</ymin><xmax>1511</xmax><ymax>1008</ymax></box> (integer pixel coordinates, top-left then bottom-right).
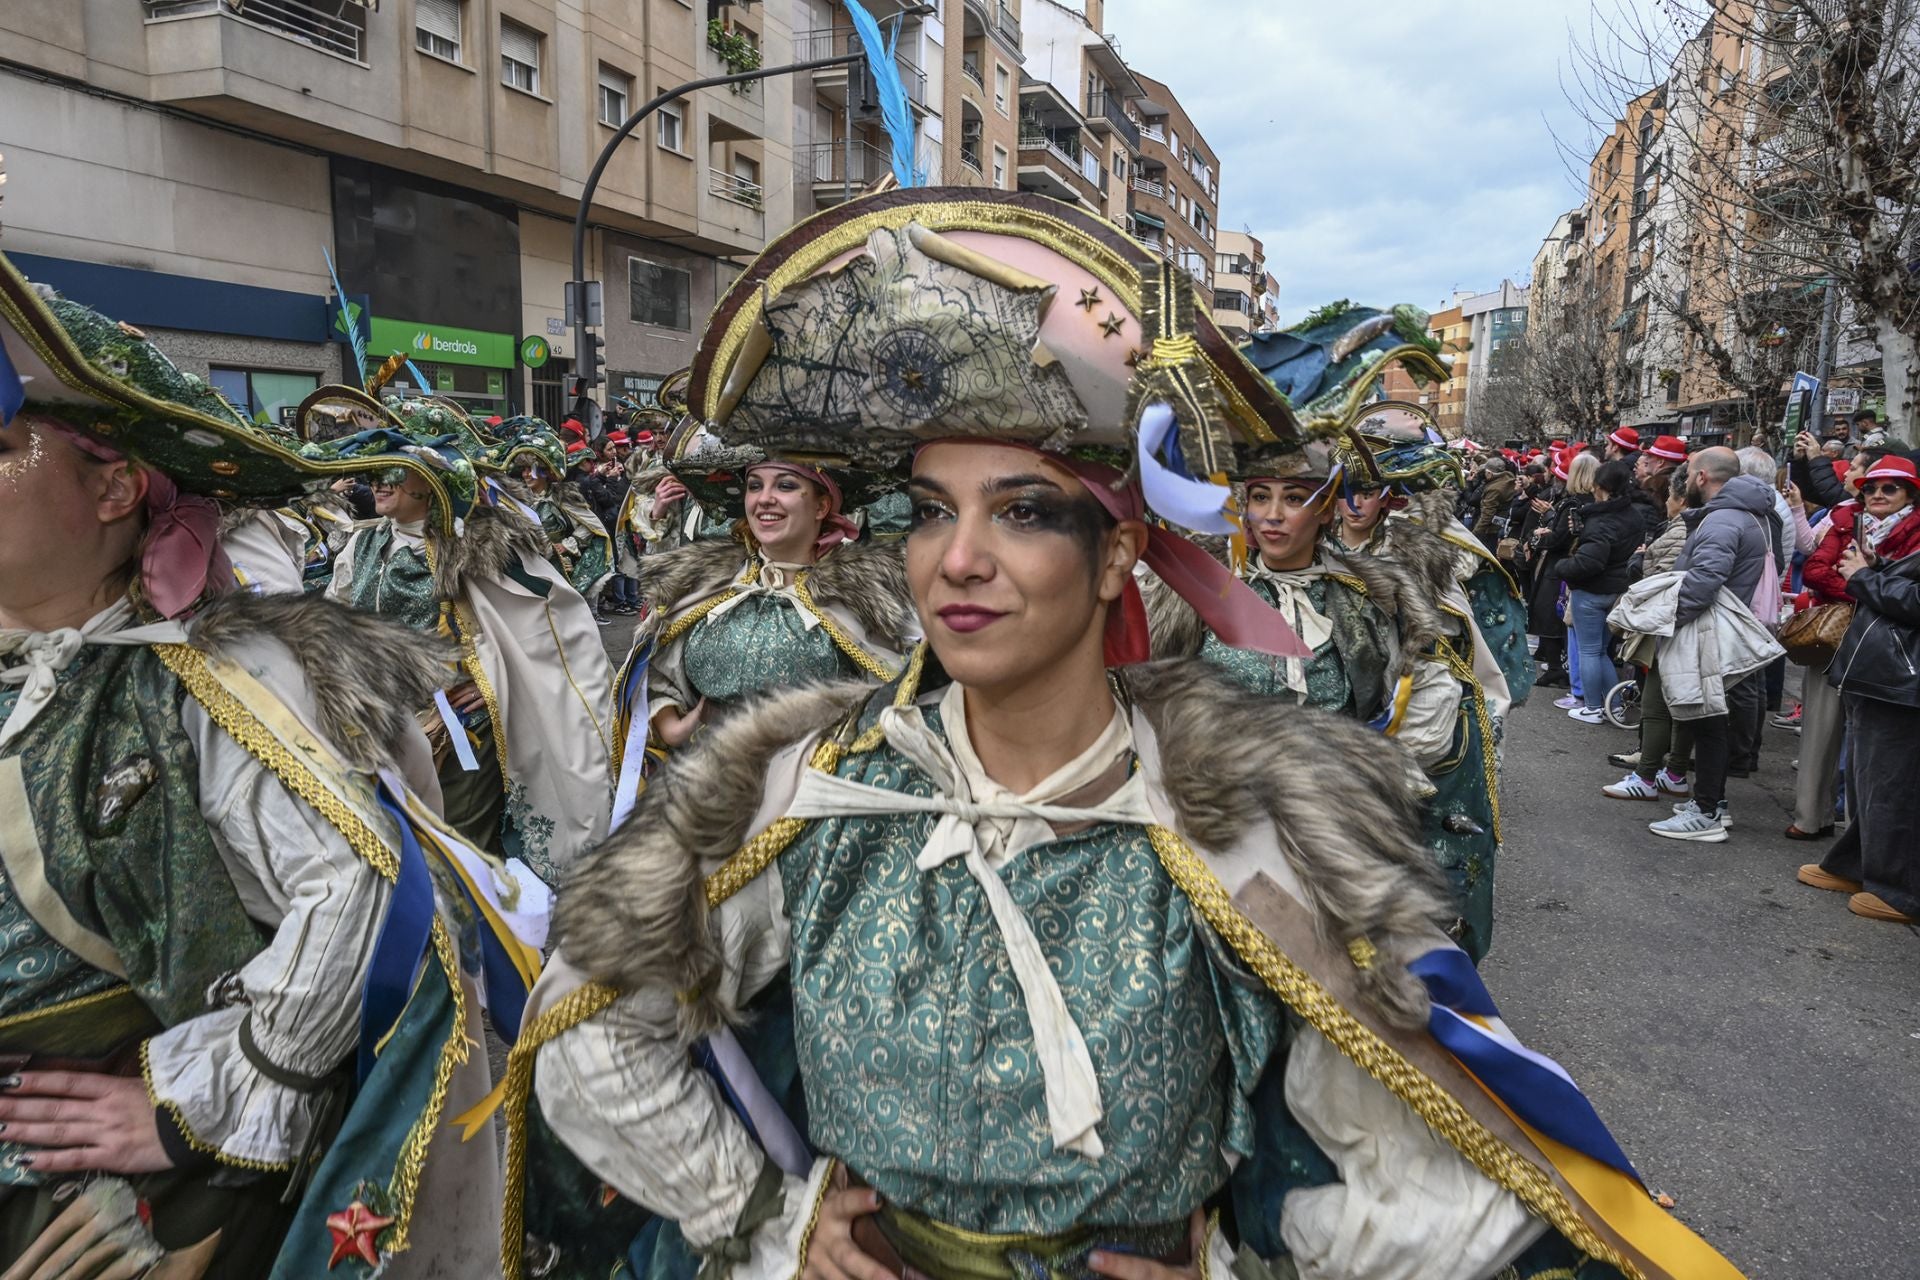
<box><xmin>1562</xmin><ymin>0</ymin><xmax>1920</xmax><ymax>443</ymax></box>
<box><xmin>1501</xmin><ymin>265</ymin><xmax>1627</xmax><ymax>441</ymax></box>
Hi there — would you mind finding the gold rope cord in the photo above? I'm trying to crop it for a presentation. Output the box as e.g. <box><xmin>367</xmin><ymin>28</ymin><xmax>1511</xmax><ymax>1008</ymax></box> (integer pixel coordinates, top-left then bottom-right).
<box><xmin>499</xmin><ymin>981</ymin><xmax>623</xmax><ymax>1280</ymax></box>
<box><xmin>1145</xmin><ymin>825</ymin><xmax>1639</xmax><ymax>1280</ymax></box>
<box><xmin>1437</xmin><ymin>638</ymin><xmax>1503</xmax><ymax>844</ymax></box>
<box><xmin>383</xmin><ymin>917</ymin><xmax>470</xmax><ymax>1254</ymax></box>
<box><xmin>792</xmin><ymin>574</ymin><xmax>902</xmax><ymax>683</ymax></box>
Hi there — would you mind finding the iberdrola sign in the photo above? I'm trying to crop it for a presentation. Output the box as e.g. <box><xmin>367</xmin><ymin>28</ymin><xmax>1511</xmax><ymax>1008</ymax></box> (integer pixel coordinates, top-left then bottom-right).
<box><xmin>368</xmin><ymin>317</ymin><xmax>517</xmax><ymax>369</ymax></box>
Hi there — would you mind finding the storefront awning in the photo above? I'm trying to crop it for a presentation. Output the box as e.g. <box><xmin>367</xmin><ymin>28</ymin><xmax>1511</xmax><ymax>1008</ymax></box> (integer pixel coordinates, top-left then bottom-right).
<box><xmin>1131</xmin><ymin>211</ymin><xmax>1166</xmax><ymax>230</ymax></box>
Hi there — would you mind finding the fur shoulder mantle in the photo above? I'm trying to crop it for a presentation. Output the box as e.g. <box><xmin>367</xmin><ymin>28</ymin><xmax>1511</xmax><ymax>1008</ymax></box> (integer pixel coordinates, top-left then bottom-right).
<box><xmin>635</xmin><ymin>536</ymin><xmax>916</xmax><ymax>652</ymax></box>
<box><xmin>557</xmin><ymin>654</ymin><xmax>1450</xmax><ymax>1038</ymax></box>
<box><xmin>428</xmin><ymin>505</ymin><xmax>551</xmax><ymax>602</ymax></box>
<box><xmin>186</xmin><ymin>591</ymin><xmax>456</xmax><ymax>773</ymax></box>
<box><xmin>1142</xmin><ymin>538</ymin><xmax>1448</xmax><ymax>680</ymax></box>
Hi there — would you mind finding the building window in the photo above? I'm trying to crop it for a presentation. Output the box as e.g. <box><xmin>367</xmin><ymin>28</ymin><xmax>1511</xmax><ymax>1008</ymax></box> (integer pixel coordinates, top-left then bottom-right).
<box><xmin>994</xmin><ymin>64</ymin><xmax>1010</xmax><ymax>115</ymax></box>
<box><xmin>500</xmin><ymin>19</ymin><xmax>541</xmax><ymax>93</ymax></box>
<box><xmin>598</xmin><ymin>64</ymin><xmax>631</xmax><ymax>126</ymax></box>
<box><xmin>630</xmin><ymin>257</ymin><xmax>692</xmax><ymax>331</ymax></box>
<box><xmin>658</xmin><ymin>101</ymin><xmax>684</xmax><ymax>152</ymax></box>
<box><xmin>209</xmin><ymin>368</ymin><xmax>320</xmax><ymax>425</ymax></box>
<box><xmin>415</xmin><ymin>0</ymin><xmax>461</xmax><ymax>61</ymax></box>
<box><xmin>992</xmin><ymin>144</ymin><xmax>1008</xmax><ymax>187</ymax></box>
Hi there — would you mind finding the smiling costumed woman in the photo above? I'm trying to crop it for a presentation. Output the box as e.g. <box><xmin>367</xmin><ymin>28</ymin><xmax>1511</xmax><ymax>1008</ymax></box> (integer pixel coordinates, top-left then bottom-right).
<box><xmin>0</xmin><ymin>255</ymin><xmax>543</xmax><ymax>1277</ymax></box>
<box><xmin>604</xmin><ymin>431</ymin><xmax>916</xmax><ymax>814</ymax></box>
<box><xmin>501</xmin><ymin>190</ymin><xmax>1742</xmax><ymax>1280</ymax></box>
<box><xmin>312</xmin><ymin>392</ymin><xmax>616</xmax><ymax>883</ymax></box>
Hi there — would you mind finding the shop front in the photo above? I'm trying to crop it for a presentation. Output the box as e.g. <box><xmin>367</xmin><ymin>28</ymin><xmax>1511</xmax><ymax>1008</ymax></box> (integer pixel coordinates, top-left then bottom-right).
<box><xmin>364</xmin><ymin>316</ymin><xmax>518</xmax><ymax>418</ymax></box>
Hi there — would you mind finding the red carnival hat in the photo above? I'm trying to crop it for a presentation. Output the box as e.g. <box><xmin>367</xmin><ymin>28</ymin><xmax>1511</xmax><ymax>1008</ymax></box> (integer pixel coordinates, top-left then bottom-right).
<box><xmin>1862</xmin><ymin>455</ymin><xmax>1919</xmax><ymax>488</ymax></box>
<box><xmin>606</xmin><ymin>430</ymin><xmax>629</xmax><ymax>445</ymax></box>
<box><xmin>1645</xmin><ymin>435</ymin><xmax>1688</xmax><ymax>462</ymax></box>
<box><xmin>1608</xmin><ymin>425</ymin><xmax>1640</xmax><ymax>451</ymax></box>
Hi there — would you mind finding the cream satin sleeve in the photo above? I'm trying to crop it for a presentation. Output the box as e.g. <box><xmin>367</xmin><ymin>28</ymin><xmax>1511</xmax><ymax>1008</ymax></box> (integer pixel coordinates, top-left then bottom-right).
<box><xmin>536</xmin><ymin>737</ymin><xmax>821</xmax><ymax>1261</ymax></box>
<box><xmin>143</xmin><ymin>698</ymin><xmax>393</xmax><ymax>1167</ymax></box>
<box><xmin>1278</xmin><ymin>1026</ymin><xmax>1547</xmax><ymax>1280</ymax></box>
<box><xmin>1388</xmin><ymin>658</ymin><xmax>1466</xmax><ymax>770</ymax></box>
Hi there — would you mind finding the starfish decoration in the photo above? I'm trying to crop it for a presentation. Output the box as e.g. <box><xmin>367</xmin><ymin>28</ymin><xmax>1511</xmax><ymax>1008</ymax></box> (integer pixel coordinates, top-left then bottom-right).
<box><xmin>1076</xmin><ymin>287</ymin><xmax>1103</xmax><ymax>312</ymax></box>
<box><xmin>1099</xmin><ymin>313</ymin><xmax>1126</xmax><ymax>339</ymax></box>
<box><xmin>326</xmin><ymin>1201</ymin><xmax>395</xmax><ymax>1270</ymax></box>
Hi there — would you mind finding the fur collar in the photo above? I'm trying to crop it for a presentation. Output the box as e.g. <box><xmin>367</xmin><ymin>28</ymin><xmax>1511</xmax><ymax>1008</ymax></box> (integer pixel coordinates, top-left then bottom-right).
<box><xmin>187</xmin><ymin>591</ymin><xmax>457</xmax><ymax>772</ymax></box>
<box><xmin>635</xmin><ymin>536</ymin><xmax>915</xmax><ymax>651</ymax></box>
<box><xmin>427</xmin><ymin>504</ymin><xmax>549</xmax><ymax>603</ymax></box>
<box><xmin>557</xmin><ymin>656</ymin><xmax>1447</xmax><ymax>1042</ymax></box>
<box><xmin>1142</xmin><ymin>537</ymin><xmax>1446</xmax><ymax>680</ymax></box>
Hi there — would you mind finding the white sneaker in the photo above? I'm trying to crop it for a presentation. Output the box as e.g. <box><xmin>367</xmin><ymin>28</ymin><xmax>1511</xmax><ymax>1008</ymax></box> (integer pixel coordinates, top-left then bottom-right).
<box><xmin>1567</xmin><ymin>706</ymin><xmax>1606</xmax><ymax>724</ymax></box>
<box><xmin>1553</xmin><ymin>695</ymin><xmax>1583</xmax><ymax>710</ymax></box>
<box><xmin>1670</xmin><ymin>799</ymin><xmax>1730</xmax><ymax>829</ymax></box>
<box><xmin>1656</xmin><ymin>770</ymin><xmax>1691</xmax><ymax>796</ymax></box>
<box><xmin>1651</xmin><ymin>801</ymin><xmax>1729</xmax><ymax>842</ymax></box>
<box><xmin>1602</xmin><ymin>772</ymin><xmax>1659</xmax><ymax>800</ymax></box>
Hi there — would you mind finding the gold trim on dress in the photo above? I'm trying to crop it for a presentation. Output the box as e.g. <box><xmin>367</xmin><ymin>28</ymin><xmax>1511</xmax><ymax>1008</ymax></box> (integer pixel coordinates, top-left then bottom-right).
<box><xmin>1144</xmin><ymin>825</ymin><xmax>1638</xmax><ymax>1280</ymax></box>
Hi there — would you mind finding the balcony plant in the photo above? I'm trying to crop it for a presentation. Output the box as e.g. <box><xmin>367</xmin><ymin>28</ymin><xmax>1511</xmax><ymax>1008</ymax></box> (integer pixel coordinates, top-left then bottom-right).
<box><xmin>707</xmin><ymin>19</ymin><xmax>762</xmax><ymax>92</ymax></box>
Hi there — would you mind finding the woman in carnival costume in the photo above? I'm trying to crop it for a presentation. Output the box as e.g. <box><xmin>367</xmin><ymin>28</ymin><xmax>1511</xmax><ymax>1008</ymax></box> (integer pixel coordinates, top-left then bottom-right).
<box><xmin>1326</xmin><ymin>398</ymin><xmax>1523</xmax><ymax>962</ymax></box>
<box><xmin>0</xmin><ymin>253</ymin><xmax>544</xmax><ymax>1276</ymax></box>
<box><xmin>505</xmin><ymin>190</ymin><xmax>1743</xmax><ymax>1280</ymax></box>
<box><xmin>603</xmin><ymin>423</ymin><xmax>918</xmax><ymax>820</ymax></box>
<box><xmin>491</xmin><ymin>418</ymin><xmax>617</xmax><ymax>608</ymax></box>
<box><xmin>313</xmin><ymin>390</ymin><xmax>616</xmax><ymax>883</ymax></box>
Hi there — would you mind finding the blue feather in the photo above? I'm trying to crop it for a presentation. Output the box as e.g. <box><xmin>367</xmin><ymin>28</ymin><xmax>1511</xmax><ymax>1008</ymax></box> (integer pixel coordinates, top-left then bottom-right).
<box><xmin>842</xmin><ymin>0</ymin><xmax>923</xmax><ymax>187</ymax></box>
<box><xmin>405</xmin><ymin>358</ymin><xmax>434</xmax><ymax>394</ymax></box>
<box><xmin>322</xmin><ymin>248</ymin><xmax>369</xmax><ymax>391</ymax></box>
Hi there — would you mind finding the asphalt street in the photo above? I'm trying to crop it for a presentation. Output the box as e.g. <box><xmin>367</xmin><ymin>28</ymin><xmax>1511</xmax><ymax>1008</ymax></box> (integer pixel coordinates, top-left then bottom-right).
<box><xmin>1484</xmin><ymin>673</ymin><xmax>1919</xmax><ymax>1279</ymax></box>
<box><xmin>600</xmin><ymin>610</ymin><xmax>1915</xmax><ymax>1277</ymax></box>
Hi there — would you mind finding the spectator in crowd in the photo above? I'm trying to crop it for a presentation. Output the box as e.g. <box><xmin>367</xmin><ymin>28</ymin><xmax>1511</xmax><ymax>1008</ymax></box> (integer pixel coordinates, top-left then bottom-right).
<box><xmin>1648</xmin><ymin>447</ymin><xmax>1778</xmax><ymax>842</ymax></box>
<box><xmin>1798</xmin><ymin>455</ymin><xmax>1920</xmax><ymax>923</ymax></box>
<box><xmin>1550</xmin><ymin>459</ymin><xmax>1645</xmax><ymax>723</ymax></box>
<box><xmin>1605</xmin><ymin>425</ymin><xmax>1640</xmax><ymax>462</ymax></box>
<box><xmin>1472</xmin><ymin>456</ymin><xmax>1516</xmax><ymax>550</ymax></box>
<box><xmin>1530</xmin><ymin>451</ymin><xmax>1597</xmax><ymax>691</ymax></box>
<box><xmin>1604</xmin><ymin>479</ymin><xmax>1695</xmax><ymax>800</ymax></box>
<box><xmin>1733</xmin><ymin>447</ymin><xmax>1791</xmax><ymax>767</ymax></box>
<box><xmin>1793</xmin><ymin>450</ymin><xmax>1920</xmax><ymax>841</ymax></box>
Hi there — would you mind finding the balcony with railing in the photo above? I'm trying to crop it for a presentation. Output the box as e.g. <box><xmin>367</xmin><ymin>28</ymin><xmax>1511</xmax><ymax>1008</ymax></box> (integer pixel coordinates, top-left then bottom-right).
<box><xmin>709</xmin><ymin>168</ymin><xmax>764</xmax><ymax>209</ymax></box>
<box><xmin>1138</xmin><ymin>119</ymin><xmax>1168</xmax><ymax>146</ymax></box>
<box><xmin>962</xmin><ymin>55</ymin><xmax>984</xmax><ymax>90</ymax></box>
<box><xmin>995</xmin><ymin>1</ymin><xmax>1021</xmax><ymax>47</ymax></box>
<box><xmin>1131</xmin><ymin>175</ymin><xmax>1165</xmax><ymax>201</ymax></box>
<box><xmin>1085</xmin><ymin>91</ymin><xmax>1140</xmax><ymax>150</ymax></box>
<box><xmin>1018</xmin><ymin>123</ymin><xmax>1099</xmax><ymax>208</ymax></box>
<box><xmin>144</xmin><ymin>0</ymin><xmax>366</xmax><ymax>61</ymax></box>
<box><xmin>793</xmin><ymin>30</ymin><xmax>929</xmax><ymax>111</ymax></box>
<box><xmin>802</xmin><ymin>139</ymin><xmax>894</xmax><ymax>203</ymax></box>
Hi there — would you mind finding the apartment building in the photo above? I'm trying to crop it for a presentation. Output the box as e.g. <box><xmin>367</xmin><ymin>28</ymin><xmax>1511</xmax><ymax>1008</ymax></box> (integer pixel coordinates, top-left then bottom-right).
<box><xmin>1211</xmin><ymin>230</ymin><xmax>1276</xmax><ymax>341</ymax></box>
<box><xmin>1381</xmin><ymin>301</ymin><xmax>1469</xmax><ymax>434</ymax></box>
<box><xmin>1018</xmin><ymin>0</ymin><xmax>1138</xmax><ymax>226</ymax></box>
<box><xmin>1459</xmin><ymin>279</ymin><xmax>1528</xmax><ymax>430</ymax></box>
<box><xmin>0</xmin><ymin>0</ymin><xmax>795</xmax><ymax>423</ymax></box>
<box><xmin>789</xmin><ymin>0</ymin><xmax>1022</xmax><ymax>209</ymax></box>
<box><xmin>1128</xmin><ymin>70</ymin><xmax>1217</xmax><ymax>290</ymax></box>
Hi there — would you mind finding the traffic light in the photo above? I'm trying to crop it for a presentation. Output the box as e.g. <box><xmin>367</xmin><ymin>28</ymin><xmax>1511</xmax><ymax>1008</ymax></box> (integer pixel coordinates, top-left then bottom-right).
<box><xmin>579</xmin><ymin>332</ymin><xmax>606</xmax><ymax>389</ymax></box>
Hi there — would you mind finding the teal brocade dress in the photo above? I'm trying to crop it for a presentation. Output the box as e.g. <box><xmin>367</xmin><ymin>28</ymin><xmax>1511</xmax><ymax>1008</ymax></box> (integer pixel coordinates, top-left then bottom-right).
<box><xmin>679</xmin><ymin>594</ymin><xmax>863</xmax><ymax>711</ymax></box>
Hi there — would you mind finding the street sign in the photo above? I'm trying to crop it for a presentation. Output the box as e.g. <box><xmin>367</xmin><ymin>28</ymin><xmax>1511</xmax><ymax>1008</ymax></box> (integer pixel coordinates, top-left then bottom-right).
<box><xmin>1828</xmin><ymin>388</ymin><xmax>1861</xmax><ymax>415</ymax></box>
<box><xmin>545</xmin><ymin>316</ymin><xmax>565</xmax><ymax>337</ymax></box>
<box><xmin>520</xmin><ymin>335</ymin><xmax>551</xmax><ymax>368</ymax></box>
<box><xmin>564</xmin><ymin>281</ymin><xmax>603</xmax><ymax>327</ymax></box>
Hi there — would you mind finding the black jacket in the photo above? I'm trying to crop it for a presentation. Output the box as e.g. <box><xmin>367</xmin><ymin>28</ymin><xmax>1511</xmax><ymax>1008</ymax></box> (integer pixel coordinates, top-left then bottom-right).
<box><xmin>1830</xmin><ymin>548</ymin><xmax>1920</xmax><ymax>707</ymax></box>
<box><xmin>1551</xmin><ymin>495</ymin><xmax>1644</xmax><ymax>595</ymax></box>
<box><xmin>1792</xmin><ymin>452</ymin><xmax>1850</xmax><ymax>511</ymax></box>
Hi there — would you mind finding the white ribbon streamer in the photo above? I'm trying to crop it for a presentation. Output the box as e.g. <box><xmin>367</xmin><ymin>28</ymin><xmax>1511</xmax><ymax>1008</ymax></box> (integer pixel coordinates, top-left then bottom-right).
<box><xmin>1137</xmin><ymin>401</ymin><xmax>1238</xmax><ymax>536</ymax></box>
<box><xmin>786</xmin><ymin>685</ymin><xmax>1155</xmax><ymax>1160</ymax></box>
<box><xmin>1242</xmin><ymin>560</ymin><xmax>1335</xmax><ymax>697</ymax></box>
<box><xmin>434</xmin><ymin>688</ymin><xmax>481</xmax><ymax>772</ymax></box>
<box><xmin>702</xmin><ymin>559</ymin><xmax>821</xmax><ymax>631</ymax></box>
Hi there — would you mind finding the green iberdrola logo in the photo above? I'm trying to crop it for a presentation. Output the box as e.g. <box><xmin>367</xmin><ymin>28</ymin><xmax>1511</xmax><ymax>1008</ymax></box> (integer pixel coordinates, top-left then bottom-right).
<box><xmin>413</xmin><ymin>330</ymin><xmax>481</xmax><ymax>357</ymax></box>
<box><xmin>519</xmin><ymin>335</ymin><xmax>551</xmax><ymax>369</ymax></box>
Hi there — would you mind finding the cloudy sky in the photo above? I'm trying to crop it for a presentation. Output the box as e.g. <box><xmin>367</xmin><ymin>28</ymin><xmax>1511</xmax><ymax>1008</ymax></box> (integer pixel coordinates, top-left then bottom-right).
<box><xmin>1101</xmin><ymin>0</ymin><xmax>1627</xmax><ymax>321</ymax></box>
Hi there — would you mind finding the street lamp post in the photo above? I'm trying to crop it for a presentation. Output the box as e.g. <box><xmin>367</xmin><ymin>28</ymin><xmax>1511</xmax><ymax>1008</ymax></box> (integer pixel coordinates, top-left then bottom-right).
<box><xmin>566</xmin><ymin>49</ymin><xmax>868</xmax><ymax>432</ymax></box>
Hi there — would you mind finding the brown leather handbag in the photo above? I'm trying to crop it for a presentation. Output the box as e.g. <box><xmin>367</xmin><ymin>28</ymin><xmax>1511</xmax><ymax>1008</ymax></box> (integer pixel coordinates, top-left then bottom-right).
<box><xmin>1779</xmin><ymin>600</ymin><xmax>1854</xmax><ymax>667</ymax></box>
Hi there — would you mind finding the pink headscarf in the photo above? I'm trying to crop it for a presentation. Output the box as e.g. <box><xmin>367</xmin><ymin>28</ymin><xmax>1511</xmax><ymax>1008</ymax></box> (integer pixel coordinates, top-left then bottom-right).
<box><xmin>40</xmin><ymin>419</ymin><xmax>231</xmax><ymax>620</ymax></box>
<box><xmin>747</xmin><ymin>461</ymin><xmax>862</xmax><ymax>555</ymax></box>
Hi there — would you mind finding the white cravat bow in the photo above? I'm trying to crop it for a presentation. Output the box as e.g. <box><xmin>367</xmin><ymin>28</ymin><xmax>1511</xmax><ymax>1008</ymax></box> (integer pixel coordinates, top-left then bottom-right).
<box><xmin>786</xmin><ymin>683</ymin><xmax>1155</xmax><ymax>1160</ymax></box>
<box><xmin>0</xmin><ymin>602</ymin><xmax>187</xmax><ymax>752</ymax></box>
<box><xmin>1243</xmin><ymin>559</ymin><xmax>1334</xmax><ymax>696</ymax></box>
<box><xmin>703</xmin><ymin>558</ymin><xmax>821</xmax><ymax>631</ymax></box>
